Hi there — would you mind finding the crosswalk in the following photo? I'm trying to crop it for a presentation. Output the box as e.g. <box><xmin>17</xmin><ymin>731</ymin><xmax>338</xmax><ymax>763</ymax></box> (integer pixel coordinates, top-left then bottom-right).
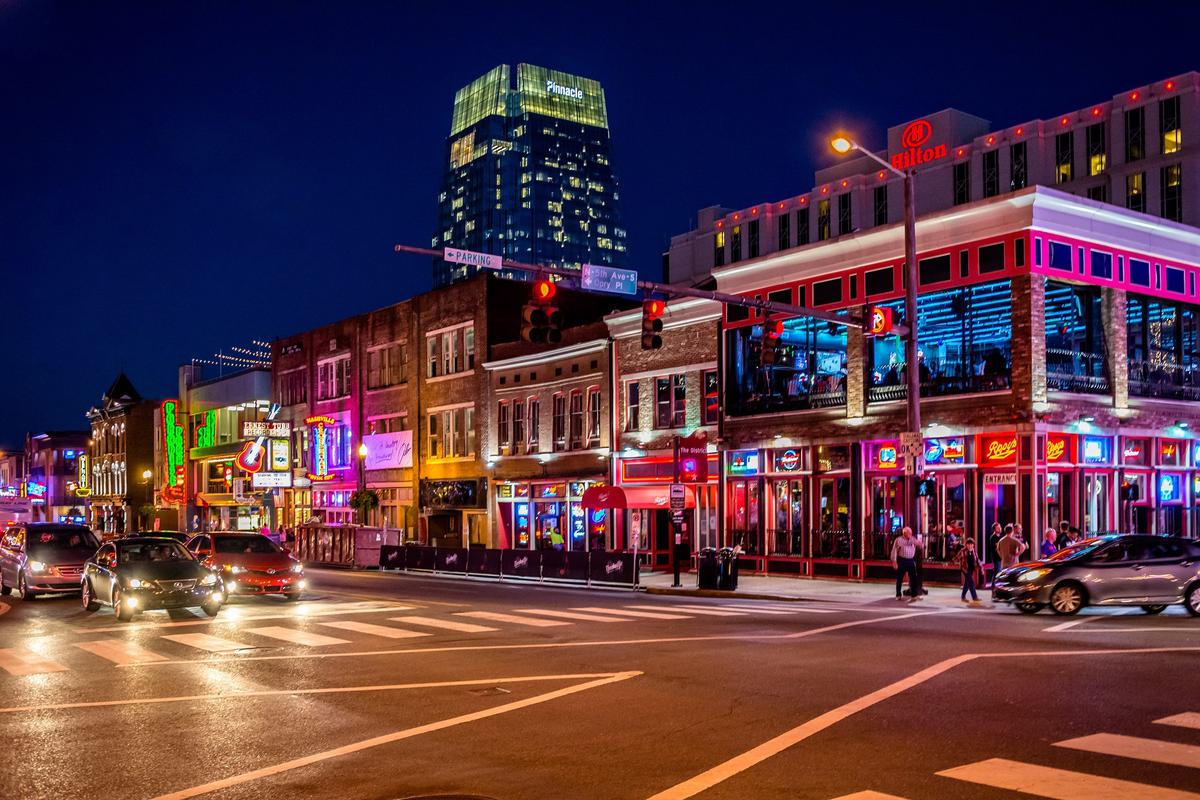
<box><xmin>834</xmin><ymin>710</ymin><xmax>1200</xmax><ymax>799</ymax></box>
<box><xmin>0</xmin><ymin>600</ymin><xmax>812</xmax><ymax>677</ymax></box>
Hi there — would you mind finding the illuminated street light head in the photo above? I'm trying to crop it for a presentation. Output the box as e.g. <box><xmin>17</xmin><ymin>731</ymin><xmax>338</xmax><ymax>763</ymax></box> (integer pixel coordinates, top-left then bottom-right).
<box><xmin>830</xmin><ymin>136</ymin><xmax>854</xmax><ymax>155</ymax></box>
<box><xmin>357</xmin><ymin>443</ymin><xmax>369</xmax><ymax>458</ymax></box>
<box><xmin>141</xmin><ymin>469</ymin><xmax>152</xmax><ymax>480</ymax></box>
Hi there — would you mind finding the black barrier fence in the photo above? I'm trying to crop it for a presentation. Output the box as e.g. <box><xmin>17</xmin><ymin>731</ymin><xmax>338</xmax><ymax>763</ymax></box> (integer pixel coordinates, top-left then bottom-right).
<box><xmin>379</xmin><ymin>545</ymin><xmax>638</xmax><ymax>587</ymax></box>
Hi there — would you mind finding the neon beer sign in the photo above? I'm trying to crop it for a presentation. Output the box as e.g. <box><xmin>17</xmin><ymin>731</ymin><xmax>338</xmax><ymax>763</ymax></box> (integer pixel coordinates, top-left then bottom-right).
<box><xmin>891</xmin><ymin>119</ymin><xmax>947</xmax><ymax>171</ymax></box>
<box><xmin>980</xmin><ymin>434</ymin><xmax>1018</xmax><ymax>466</ymax></box>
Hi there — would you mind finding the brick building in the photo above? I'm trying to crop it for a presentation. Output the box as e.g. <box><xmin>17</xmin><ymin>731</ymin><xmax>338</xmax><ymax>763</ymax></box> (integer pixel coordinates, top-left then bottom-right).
<box><xmin>85</xmin><ymin>374</ymin><xmax>158</xmax><ymax>536</ymax></box>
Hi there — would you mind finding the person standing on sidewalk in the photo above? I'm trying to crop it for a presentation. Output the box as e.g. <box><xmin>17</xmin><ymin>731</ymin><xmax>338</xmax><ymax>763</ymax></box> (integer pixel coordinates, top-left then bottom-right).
<box><xmin>890</xmin><ymin>526</ymin><xmax>922</xmax><ymax>600</ymax></box>
<box><xmin>996</xmin><ymin>526</ymin><xmax>1027</xmax><ymax>573</ymax></box>
<box><xmin>1040</xmin><ymin>528</ymin><xmax>1059</xmax><ymax>559</ymax></box>
<box><xmin>954</xmin><ymin>538</ymin><xmax>984</xmax><ymax>604</ymax></box>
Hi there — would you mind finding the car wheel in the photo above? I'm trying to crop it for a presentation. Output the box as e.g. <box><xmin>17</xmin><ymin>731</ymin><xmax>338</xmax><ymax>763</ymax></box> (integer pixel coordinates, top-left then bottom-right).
<box><xmin>1015</xmin><ymin>601</ymin><xmax>1044</xmax><ymax>614</ymax></box>
<box><xmin>1141</xmin><ymin>604</ymin><xmax>1168</xmax><ymax>615</ymax></box>
<box><xmin>113</xmin><ymin>586</ymin><xmax>134</xmax><ymax>622</ymax></box>
<box><xmin>201</xmin><ymin>600</ymin><xmax>221</xmax><ymax>618</ymax></box>
<box><xmin>1049</xmin><ymin>582</ymin><xmax>1086</xmax><ymax>616</ymax></box>
<box><xmin>81</xmin><ymin>580</ymin><xmax>100</xmax><ymax>613</ymax></box>
<box><xmin>1185</xmin><ymin>584</ymin><xmax>1200</xmax><ymax>618</ymax></box>
<box><xmin>18</xmin><ymin>572</ymin><xmax>38</xmax><ymax>601</ymax></box>
<box><xmin>283</xmin><ymin>592</ymin><xmax>301</xmax><ymax>601</ymax></box>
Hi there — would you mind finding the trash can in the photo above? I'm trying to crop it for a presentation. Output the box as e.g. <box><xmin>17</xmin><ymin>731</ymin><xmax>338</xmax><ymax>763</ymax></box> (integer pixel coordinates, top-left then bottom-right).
<box><xmin>697</xmin><ymin>547</ymin><xmax>719</xmax><ymax>589</ymax></box>
<box><xmin>716</xmin><ymin>547</ymin><xmax>739</xmax><ymax>591</ymax></box>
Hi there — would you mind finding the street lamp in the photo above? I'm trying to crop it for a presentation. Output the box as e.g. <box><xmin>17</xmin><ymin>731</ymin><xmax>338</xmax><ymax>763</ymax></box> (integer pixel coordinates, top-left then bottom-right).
<box><xmin>831</xmin><ymin>134</ymin><xmax>923</xmax><ymax>534</ymax></box>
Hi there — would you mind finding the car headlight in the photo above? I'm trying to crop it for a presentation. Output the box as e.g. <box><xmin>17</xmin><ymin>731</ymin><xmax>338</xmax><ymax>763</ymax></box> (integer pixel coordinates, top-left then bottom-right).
<box><xmin>127</xmin><ymin>578</ymin><xmax>146</xmax><ymax>588</ymax></box>
<box><xmin>200</xmin><ymin>573</ymin><xmax>219</xmax><ymax>586</ymax></box>
<box><xmin>28</xmin><ymin>561</ymin><xmax>47</xmax><ymax>573</ymax></box>
<box><xmin>222</xmin><ymin>564</ymin><xmax>245</xmax><ymax>574</ymax></box>
<box><xmin>1017</xmin><ymin>568</ymin><xmax>1052</xmax><ymax>583</ymax></box>
<box><xmin>290</xmin><ymin>562</ymin><xmax>303</xmax><ymax>573</ymax></box>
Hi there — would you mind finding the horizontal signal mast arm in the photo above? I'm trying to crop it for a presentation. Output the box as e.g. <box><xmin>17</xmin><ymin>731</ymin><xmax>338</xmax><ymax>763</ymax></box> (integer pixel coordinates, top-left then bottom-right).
<box><xmin>394</xmin><ymin>244</ymin><xmax>861</xmax><ymax>329</ymax></box>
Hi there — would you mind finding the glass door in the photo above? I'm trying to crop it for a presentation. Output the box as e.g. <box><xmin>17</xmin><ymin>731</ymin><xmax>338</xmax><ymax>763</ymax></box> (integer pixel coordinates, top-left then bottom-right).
<box><xmin>925</xmin><ymin>472</ymin><xmax>969</xmax><ymax>563</ymax></box>
<box><xmin>867</xmin><ymin>476</ymin><xmax>905</xmax><ymax>560</ymax></box>
<box><xmin>1082</xmin><ymin>472</ymin><xmax>1110</xmax><ymax>534</ymax></box>
<box><xmin>815</xmin><ymin>477</ymin><xmax>851</xmax><ymax>559</ymax></box>
<box><xmin>768</xmin><ymin>478</ymin><xmax>807</xmax><ymax>556</ymax></box>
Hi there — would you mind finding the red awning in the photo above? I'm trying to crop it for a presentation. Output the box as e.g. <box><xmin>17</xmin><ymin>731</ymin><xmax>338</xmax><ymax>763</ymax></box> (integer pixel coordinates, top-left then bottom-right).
<box><xmin>582</xmin><ymin>484</ymin><xmax>696</xmax><ymax>510</ymax></box>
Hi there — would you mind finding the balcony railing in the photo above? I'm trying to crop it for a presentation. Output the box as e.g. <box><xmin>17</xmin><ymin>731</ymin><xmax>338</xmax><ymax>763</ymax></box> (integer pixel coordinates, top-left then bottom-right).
<box><xmin>1046</xmin><ymin>349</ymin><xmax>1109</xmax><ymax>394</ymax></box>
<box><xmin>868</xmin><ymin>374</ymin><xmax>1011</xmax><ymax>403</ymax></box>
<box><xmin>1128</xmin><ymin>359</ymin><xmax>1200</xmax><ymax>401</ymax></box>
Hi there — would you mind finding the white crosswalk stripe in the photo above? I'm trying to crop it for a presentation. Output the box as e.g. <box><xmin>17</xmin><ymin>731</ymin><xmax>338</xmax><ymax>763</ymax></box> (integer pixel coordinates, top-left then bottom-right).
<box><xmin>161</xmin><ymin>633</ymin><xmax>251</xmax><ymax>653</ymax></box>
<box><xmin>514</xmin><ymin>608</ymin><xmax>631</xmax><ymax>623</ymax></box>
<box><xmin>1056</xmin><ymin>732</ymin><xmax>1200</xmax><ymax>769</ymax></box>
<box><xmin>0</xmin><ymin>647</ymin><xmax>68</xmax><ymax>676</ymax></box>
<box><xmin>936</xmin><ymin>757</ymin><xmax>1200</xmax><ymax>799</ymax></box>
<box><xmin>628</xmin><ymin>604</ymin><xmax>747</xmax><ymax>617</ymax></box>
<box><xmin>830</xmin><ymin>792</ymin><xmax>910</xmax><ymax>800</ymax></box>
<box><xmin>734</xmin><ymin>603</ymin><xmax>836</xmax><ymax>614</ymax></box>
<box><xmin>389</xmin><ymin>615</ymin><xmax>498</xmax><ymax>633</ymax></box>
<box><xmin>574</xmin><ymin>606</ymin><xmax>692</xmax><ymax>620</ymax></box>
<box><xmin>455</xmin><ymin>611</ymin><xmax>571</xmax><ymax>627</ymax></box>
<box><xmin>75</xmin><ymin>639</ymin><xmax>168</xmax><ymax>665</ymax></box>
<box><xmin>245</xmin><ymin>626</ymin><xmax>350</xmax><ymax>647</ymax></box>
<box><xmin>1157</xmin><ymin>712</ymin><xmax>1200</xmax><ymax>730</ymax></box>
<box><xmin>318</xmin><ymin>620</ymin><xmax>430</xmax><ymax>639</ymax></box>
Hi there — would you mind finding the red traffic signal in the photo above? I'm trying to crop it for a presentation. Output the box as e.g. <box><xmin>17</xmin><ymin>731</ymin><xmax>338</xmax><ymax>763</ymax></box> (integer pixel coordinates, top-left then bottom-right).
<box><xmin>533</xmin><ymin>279</ymin><xmax>556</xmax><ymax>302</ymax></box>
<box><xmin>641</xmin><ymin>299</ymin><xmax>665</xmax><ymax>350</ymax></box>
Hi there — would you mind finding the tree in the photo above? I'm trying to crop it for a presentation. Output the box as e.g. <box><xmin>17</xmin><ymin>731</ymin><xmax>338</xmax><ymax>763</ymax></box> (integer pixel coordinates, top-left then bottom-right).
<box><xmin>348</xmin><ymin>489</ymin><xmax>379</xmax><ymax>525</ymax></box>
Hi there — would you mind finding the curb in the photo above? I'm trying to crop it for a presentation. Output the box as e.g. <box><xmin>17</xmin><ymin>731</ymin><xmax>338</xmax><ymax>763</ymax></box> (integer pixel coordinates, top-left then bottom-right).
<box><xmin>644</xmin><ymin>586</ymin><xmax>828</xmax><ymax>602</ymax></box>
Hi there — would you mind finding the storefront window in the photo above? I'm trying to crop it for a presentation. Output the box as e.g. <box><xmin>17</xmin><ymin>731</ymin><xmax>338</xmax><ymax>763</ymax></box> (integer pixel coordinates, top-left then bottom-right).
<box><xmin>1045</xmin><ymin>281</ymin><xmax>1108</xmax><ymax>393</ymax></box>
<box><xmin>814</xmin><ymin>477</ymin><xmax>851</xmax><ymax>559</ymax></box>
<box><xmin>866</xmin><ymin>476</ymin><xmax>905</xmax><ymax>559</ymax></box>
<box><xmin>870</xmin><ymin>280</ymin><xmax>1012</xmax><ymax>402</ymax></box>
<box><xmin>924</xmin><ymin>473</ymin><xmax>968</xmax><ymax>563</ymax></box>
<box><xmin>724</xmin><ymin>319</ymin><xmax>847</xmax><ymax>416</ymax></box>
<box><xmin>1127</xmin><ymin>294</ymin><xmax>1200</xmax><ymax>400</ymax></box>
<box><xmin>767</xmin><ymin>479</ymin><xmax>806</xmax><ymax>556</ymax></box>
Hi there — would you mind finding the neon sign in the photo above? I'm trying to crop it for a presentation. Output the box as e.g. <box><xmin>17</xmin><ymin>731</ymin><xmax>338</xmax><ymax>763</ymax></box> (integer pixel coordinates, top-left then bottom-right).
<box><xmin>728</xmin><ymin>450</ymin><xmax>759</xmax><ymax>475</ymax></box>
<box><xmin>1158</xmin><ymin>473</ymin><xmax>1181</xmax><ymax>503</ymax></box>
<box><xmin>891</xmin><ymin>119</ymin><xmax>947</xmax><ymax>170</ymax></box>
<box><xmin>76</xmin><ymin>454</ymin><xmax>91</xmax><ymax>497</ymax></box>
<box><xmin>1082</xmin><ymin>436</ymin><xmax>1109</xmax><ymax>463</ymax></box>
<box><xmin>981</xmin><ymin>434</ymin><xmax>1018</xmax><ymax>465</ymax></box>
<box><xmin>161</xmin><ymin>400</ymin><xmax>186</xmax><ymax>504</ymax></box>
<box><xmin>868</xmin><ymin>306</ymin><xmax>893</xmax><ymax>336</ymax></box>
<box><xmin>875</xmin><ymin>443</ymin><xmax>899</xmax><ymax>470</ymax></box>
<box><xmin>1046</xmin><ymin>434</ymin><xmax>1070</xmax><ymax>463</ymax></box>
<box><xmin>305</xmin><ymin>415</ymin><xmax>337</xmax><ymax>482</ymax></box>
<box><xmin>26</xmin><ymin>482</ymin><xmax>46</xmax><ymax>504</ymax></box>
<box><xmin>777</xmin><ymin>449</ymin><xmax>800</xmax><ymax>471</ymax></box>
<box><xmin>924</xmin><ymin>437</ymin><xmax>965</xmax><ymax>465</ymax></box>
<box><xmin>195</xmin><ymin>409</ymin><xmax>217</xmax><ymax>448</ymax></box>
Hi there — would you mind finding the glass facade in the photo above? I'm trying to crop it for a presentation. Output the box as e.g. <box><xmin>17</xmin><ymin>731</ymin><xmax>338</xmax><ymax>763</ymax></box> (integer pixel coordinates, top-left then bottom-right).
<box><xmin>433</xmin><ymin>64</ymin><xmax>627</xmax><ymax>286</ymax></box>
<box><xmin>724</xmin><ymin>318</ymin><xmax>847</xmax><ymax>416</ymax></box>
<box><xmin>1045</xmin><ymin>280</ymin><xmax>1108</xmax><ymax>393</ymax></box>
<box><xmin>1127</xmin><ymin>293</ymin><xmax>1200</xmax><ymax>400</ymax></box>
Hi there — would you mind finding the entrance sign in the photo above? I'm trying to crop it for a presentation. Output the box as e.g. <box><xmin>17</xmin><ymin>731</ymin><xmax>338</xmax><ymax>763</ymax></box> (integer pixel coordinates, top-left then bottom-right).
<box><xmin>983</xmin><ymin>473</ymin><xmax>1017</xmax><ymax>485</ymax></box>
<box><xmin>443</xmin><ymin>247</ymin><xmax>501</xmax><ymax>271</ymax></box>
<box><xmin>581</xmin><ymin>263</ymin><xmax>638</xmax><ymax>296</ymax></box>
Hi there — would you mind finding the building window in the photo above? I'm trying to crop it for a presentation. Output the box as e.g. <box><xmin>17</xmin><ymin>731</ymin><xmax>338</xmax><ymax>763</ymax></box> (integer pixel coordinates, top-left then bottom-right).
<box><xmin>512</xmin><ymin>399</ymin><xmax>525</xmax><ymax>453</ymax></box>
<box><xmin>368</xmin><ymin>343</ymin><xmax>408</xmax><ymax>389</ymax></box>
<box><xmin>702</xmin><ymin>370</ymin><xmax>718</xmax><ymax>424</ymax></box>
<box><xmin>552</xmin><ymin>393</ymin><xmax>566</xmax><ymax>451</ymax></box>
<box><xmin>1045</xmin><ymin>281</ymin><xmax>1109</xmax><ymax>394</ymax></box>
<box><xmin>497</xmin><ymin>401</ymin><xmax>510</xmax><ymax>452</ymax></box>
<box><xmin>368</xmin><ymin>415</ymin><xmax>406</xmax><ymax>434</ymax></box>
<box><xmin>278</xmin><ymin>369</ymin><xmax>307</xmax><ymax>406</ymax></box>
<box><xmin>1055</xmin><ymin>131</ymin><xmax>1074</xmax><ymax>184</ymax></box>
<box><xmin>748</xmin><ymin>219</ymin><xmax>760</xmax><ymax>258</ymax></box>
<box><xmin>427</xmin><ymin>414</ymin><xmax>441</xmax><ymax>459</ymax></box>
<box><xmin>1086</xmin><ymin>184</ymin><xmax>1108</xmax><ymax>202</ymax></box>
<box><xmin>427</xmin><ymin>336</ymin><xmax>439</xmax><ymax>378</ymax></box>
<box><xmin>527</xmin><ymin>397</ymin><xmax>540</xmax><ymax>451</ymax></box>
<box><xmin>1125</xmin><ymin>106</ymin><xmax>1145</xmax><ymax>162</ymax></box>
<box><xmin>873</xmin><ymin>186</ymin><xmax>887</xmax><ymax>226</ymax></box>
<box><xmin>953</xmin><ymin>161</ymin><xmax>970</xmax><ymax>205</ymax></box>
<box><xmin>568</xmin><ymin>389</ymin><xmax>584</xmax><ymax>449</ymax></box>
<box><xmin>1086</xmin><ymin>121</ymin><xmax>1107</xmax><ymax>176</ymax></box>
<box><xmin>778</xmin><ymin>213</ymin><xmax>790</xmax><ymax>250</ymax></box>
<box><xmin>1010</xmin><ymin>142</ymin><xmax>1027</xmax><ymax>190</ymax></box>
<box><xmin>1160</xmin><ymin>96</ymin><xmax>1181</xmax><ymax>155</ymax></box>
<box><xmin>837</xmin><ymin>194</ymin><xmax>852</xmax><ymax>235</ymax></box>
<box><xmin>425</xmin><ymin>325</ymin><xmax>474</xmax><ymax>378</ymax></box>
<box><xmin>797</xmin><ymin>208</ymin><xmax>810</xmax><ymax>245</ymax></box>
<box><xmin>1126</xmin><ymin>172</ymin><xmax>1146</xmax><ymax>213</ymax></box>
<box><xmin>730</xmin><ymin>225</ymin><xmax>742</xmax><ymax>262</ymax></box>
<box><xmin>587</xmin><ymin>387</ymin><xmax>601</xmax><ymax>445</ymax></box>
<box><xmin>817</xmin><ymin>199</ymin><xmax>831</xmax><ymax>241</ymax></box>
<box><xmin>428</xmin><ymin>407</ymin><xmax>474</xmax><ymax>459</ymax></box>
<box><xmin>713</xmin><ymin>229</ymin><xmax>725</xmax><ymax>267</ymax></box>
<box><xmin>982</xmin><ymin>149</ymin><xmax>999</xmax><ymax>197</ymax></box>
<box><xmin>624</xmin><ymin>381</ymin><xmax>639</xmax><ymax>432</ymax></box>
<box><xmin>1162</xmin><ymin>164</ymin><xmax>1183</xmax><ymax>222</ymax></box>
<box><xmin>317</xmin><ymin>355</ymin><xmax>352</xmax><ymax>400</ymax></box>
<box><xmin>654</xmin><ymin>375</ymin><xmax>686</xmax><ymax>429</ymax></box>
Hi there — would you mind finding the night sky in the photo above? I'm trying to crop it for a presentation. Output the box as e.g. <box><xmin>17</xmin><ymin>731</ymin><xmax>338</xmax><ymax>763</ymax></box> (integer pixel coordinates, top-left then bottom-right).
<box><xmin>4</xmin><ymin>0</ymin><xmax>1198</xmax><ymax>449</ymax></box>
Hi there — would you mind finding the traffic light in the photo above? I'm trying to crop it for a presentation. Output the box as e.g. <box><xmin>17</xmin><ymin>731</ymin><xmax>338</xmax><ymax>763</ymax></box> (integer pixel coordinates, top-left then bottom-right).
<box><xmin>641</xmin><ymin>299</ymin><xmax>664</xmax><ymax>350</ymax></box>
<box><xmin>521</xmin><ymin>279</ymin><xmax>562</xmax><ymax>345</ymax></box>
<box><xmin>761</xmin><ymin>317</ymin><xmax>783</xmax><ymax>365</ymax></box>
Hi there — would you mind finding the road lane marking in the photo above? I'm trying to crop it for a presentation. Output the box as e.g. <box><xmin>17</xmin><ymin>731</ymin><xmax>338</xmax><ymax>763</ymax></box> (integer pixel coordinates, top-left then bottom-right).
<box><xmin>1056</xmin><ymin>732</ymin><xmax>1200</xmax><ymax>769</ymax></box>
<box><xmin>0</xmin><ymin>672</ymin><xmax>633</xmax><ymax>715</ymax></box>
<box><xmin>577</xmin><ymin>607</ymin><xmax>692</xmax><ymax>620</ymax></box>
<box><xmin>719</xmin><ymin>604</ymin><xmax>834</xmax><ymax>615</ymax></box>
<box><xmin>245</xmin><ymin>626</ymin><xmax>350</xmax><ymax>647</ymax></box>
<box><xmin>388</xmin><ymin>615</ymin><xmax>497</xmax><ymax>633</ymax></box>
<box><xmin>1070</xmin><ymin>626</ymin><xmax>1198</xmax><ymax>633</ymax></box>
<box><xmin>515</xmin><ymin>608</ymin><xmax>631</xmax><ymax>622</ymax></box>
<box><xmin>75</xmin><ymin>639</ymin><xmax>168</xmax><ymax>665</ymax></box>
<box><xmin>1043</xmin><ymin>617</ymin><xmax>1097</xmax><ymax>632</ymax></box>
<box><xmin>632</xmin><ymin>605</ymin><xmax>748</xmax><ymax>617</ymax></box>
<box><xmin>1157</xmin><ymin>712</ymin><xmax>1200</xmax><ymax>730</ymax></box>
<box><xmin>318</xmin><ymin>621</ymin><xmax>430</xmax><ymax>639</ymax></box>
<box><xmin>0</xmin><ymin>648</ymin><xmax>69</xmax><ymax>676</ymax></box>
<box><xmin>936</xmin><ymin>757</ymin><xmax>1200</xmax><ymax>799</ymax></box>
<box><xmin>455</xmin><ymin>611</ymin><xmax>571</xmax><ymax>627</ymax></box>
<box><xmin>150</xmin><ymin>671</ymin><xmax>641</xmax><ymax>800</ymax></box>
<box><xmin>161</xmin><ymin>633</ymin><xmax>251</xmax><ymax>653</ymax></box>
<box><xmin>830</xmin><ymin>792</ymin><xmax>911</xmax><ymax>800</ymax></box>
<box><xmin>643</xmin><ymin>642</ymin><xmax>1200</xmax><ymax>800</ymax></box>
<box><xmin>76</xmin><ymin>603</ymin><xmax>418</xmax><ymax>633</ymax></box>
<box><xmin>119</xmin><ymin>611</ymin><xmax>937</xmax><ymax>669</ymax></box>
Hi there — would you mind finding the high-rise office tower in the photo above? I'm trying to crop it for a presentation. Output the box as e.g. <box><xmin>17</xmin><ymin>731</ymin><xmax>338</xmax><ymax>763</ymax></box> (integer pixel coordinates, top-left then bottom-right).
<box><xmin>432</xmin><ymin>64</ymin><xmax>628</xmax><ymax>287</ymax></box>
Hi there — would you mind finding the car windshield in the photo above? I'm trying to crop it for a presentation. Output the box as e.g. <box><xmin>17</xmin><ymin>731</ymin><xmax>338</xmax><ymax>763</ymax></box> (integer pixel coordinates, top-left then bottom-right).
<box><xmin>118</xmin><ymin>541</ymin><xmax>192</xmax><ymax>563</ymax></box>
<box><xmin>1045</xmin><ymin>538</ymin><xmax>1111</xmax><ymax>562</ymax></box>
<box><xmin>214</xmin><ymin>536</ymin><xmax>280</xmax><ymax>555</ymax></box>
<box><xmin>27</xmin><ymin>528</ymin><xmax>100</xmax><ymax>560</ymax></box>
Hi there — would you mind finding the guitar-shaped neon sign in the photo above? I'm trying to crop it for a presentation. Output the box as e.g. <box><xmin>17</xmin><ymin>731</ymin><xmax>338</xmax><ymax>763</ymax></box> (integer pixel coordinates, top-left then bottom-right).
<box><xmin>235</xmin><ymin>403</ymin><xmax>281</xmax><ymax>474</ymax></box>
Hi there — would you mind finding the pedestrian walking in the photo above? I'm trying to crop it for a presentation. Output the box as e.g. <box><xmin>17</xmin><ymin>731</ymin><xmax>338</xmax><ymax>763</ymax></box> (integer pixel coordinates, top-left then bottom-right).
<box><xmin>890</xmin><ymin>526</ymin><xmax>922</xmax><ymax>600</ymax></box>
<box><xmin>1040</xmin><ymin>528</ymin><xmax>1058</xmax><ymax>559</ymax></box>
<box><xmin>954</xmin><ymin>538</ymin><xmax>984</xmax><ymax>603</ymax></box>
<box><xmin>986</xmin><ymin>522</ymin><xmax>1004</xmax><ymax>588</ymax></box>
<box><xmin>996</xmin><ymin>526</ymin><xmax>1027</xmax><ymax>572</ymax></box>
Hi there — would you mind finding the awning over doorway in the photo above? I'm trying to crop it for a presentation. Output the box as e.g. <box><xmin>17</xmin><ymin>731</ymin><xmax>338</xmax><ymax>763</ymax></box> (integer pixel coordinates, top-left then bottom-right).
<box><xmin>582</xmin><ymin>484</ymin><xmax>696</xmax><ymax>510</ymax></box>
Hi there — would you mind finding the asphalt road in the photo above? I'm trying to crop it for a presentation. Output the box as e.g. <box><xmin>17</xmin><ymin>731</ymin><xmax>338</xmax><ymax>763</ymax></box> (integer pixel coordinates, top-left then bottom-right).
<box><xmin>2</xmin><ymin>569</ymin><xmax>1198</xmax><ymax>800</ymax></box>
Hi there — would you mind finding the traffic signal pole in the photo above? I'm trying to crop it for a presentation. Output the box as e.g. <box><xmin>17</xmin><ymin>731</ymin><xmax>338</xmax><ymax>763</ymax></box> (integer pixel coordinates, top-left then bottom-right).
<box><xmin>393</xmin><ymin>245</ymin><xmax>864</xmax><ymax>331</ymax></box>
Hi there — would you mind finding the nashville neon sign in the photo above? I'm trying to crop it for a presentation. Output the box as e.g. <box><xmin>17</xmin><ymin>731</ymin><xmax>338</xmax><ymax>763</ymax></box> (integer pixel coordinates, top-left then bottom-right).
<box><xmin>305</xmin><ymin>415</ymin><xmax>337</xmax><ymax>482</ymax></box>
<box><xmin>161</xmin><ymin>400</ymin><xmax>187</xmax><ymax>504</ymax></box>
<box><xmin>891</xmin><ymin>119</ymin><xmax>947</xmax><ymax>171</ymax></box>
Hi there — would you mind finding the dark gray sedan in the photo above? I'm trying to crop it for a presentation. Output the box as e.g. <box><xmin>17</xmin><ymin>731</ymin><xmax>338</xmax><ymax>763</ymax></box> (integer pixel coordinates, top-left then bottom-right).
<box><xmin>993</xmin><ymin>534</ymin><xmax>1200</xmax><ymax>616</ymax></box>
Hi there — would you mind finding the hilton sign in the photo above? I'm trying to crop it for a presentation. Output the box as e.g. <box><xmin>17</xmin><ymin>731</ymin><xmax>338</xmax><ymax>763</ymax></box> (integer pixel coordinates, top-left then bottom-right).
<box><xmin>890</xmin><ymin>119</ymin><xmax>947</xmax><ymax>170</ymax></box>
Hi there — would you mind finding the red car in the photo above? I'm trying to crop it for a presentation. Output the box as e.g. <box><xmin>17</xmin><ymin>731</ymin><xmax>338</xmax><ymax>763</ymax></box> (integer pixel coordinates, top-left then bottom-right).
<box><xmin>186</xmin><ymin>533</ymin><xmax>305</xmax><ymax>600</ymax></box>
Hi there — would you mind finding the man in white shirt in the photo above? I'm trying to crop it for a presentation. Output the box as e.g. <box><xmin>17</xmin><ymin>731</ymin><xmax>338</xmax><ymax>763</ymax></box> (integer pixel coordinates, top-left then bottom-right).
<box><xmin>890</xmin><ymin>526</ymin><xmax>922</xmax><ymax>600</ymax></box>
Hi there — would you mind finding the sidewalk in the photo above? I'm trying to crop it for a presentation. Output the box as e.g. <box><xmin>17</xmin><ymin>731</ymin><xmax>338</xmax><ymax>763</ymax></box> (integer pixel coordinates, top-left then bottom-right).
<box><xmin>640</xmin><ymin>570</ymin><xmax>982</xmax><ymax>610</ymax></box>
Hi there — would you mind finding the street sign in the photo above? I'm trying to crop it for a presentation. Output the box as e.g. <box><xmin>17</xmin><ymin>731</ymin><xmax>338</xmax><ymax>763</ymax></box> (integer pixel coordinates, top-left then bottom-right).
<box><xmin>669</xmin><ymin>483</ymin><xmax>686</xmax><ymax>512</ymax></box>
<box><xmin>900</xmin><ymin>431</ymin><xmax>923</xmax><ymax>457</ymax></box>
<box><xmin>581</xmin><ymin>263</ymin><xmax>638</xmax><ymax>296</ymax></box>
<box><xmin>443</xmin><ymin>247</ymin><xmax>502</xmax><ymax>271</ymax></box>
